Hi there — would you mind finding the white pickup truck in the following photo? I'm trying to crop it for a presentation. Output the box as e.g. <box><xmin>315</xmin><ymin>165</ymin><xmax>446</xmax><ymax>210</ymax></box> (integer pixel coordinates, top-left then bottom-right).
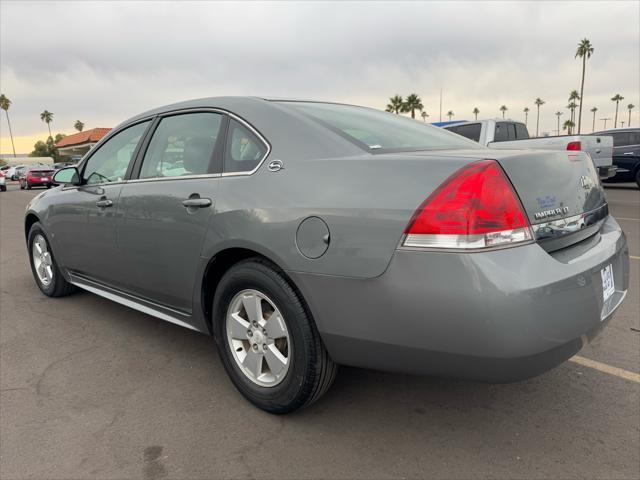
<box><xmin>443</xmin><ymin>119</ymin><xmax>614</xmax><ymax>178</ymax></box>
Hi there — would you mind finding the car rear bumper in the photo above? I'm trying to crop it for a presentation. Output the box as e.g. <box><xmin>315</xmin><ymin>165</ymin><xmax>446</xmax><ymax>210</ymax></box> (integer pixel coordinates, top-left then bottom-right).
<box><xmin>289</xmin><ymin>215</ymin><xmax>629</xmax><ymax>382</ymax></box>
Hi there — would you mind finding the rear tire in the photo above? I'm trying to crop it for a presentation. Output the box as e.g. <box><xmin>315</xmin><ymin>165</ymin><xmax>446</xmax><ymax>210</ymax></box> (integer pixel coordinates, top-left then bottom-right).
<box><xmin>212</xmin><ymin>258</ymin><xmax>337</xmax><ymax>414</ymax></box>
<box><xmin>27</xmin><ymin>222</ymin><xmax>77</xmax><ymax>297</ymax></box>
<box><xmin>636</xmin><ymin>170</ymin><xmax>640</xmax><ymax>189</ymax></box>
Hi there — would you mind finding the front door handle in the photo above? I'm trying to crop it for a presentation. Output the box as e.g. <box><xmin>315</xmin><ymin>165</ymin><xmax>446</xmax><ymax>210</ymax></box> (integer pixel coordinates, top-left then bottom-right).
<box><xmin>96</xmin><ymin>199</ymin><xmax>113</xmax><ymax>208</ymax></box>
<box><xmin>182</xmin><ymin>197</ymin><xmax>212</xmax><ymax>209</ymax></box>
<box><xmin>623</xmin><ymin>152</ymin><xmax>634</xmax><ymax>155</ymax></box>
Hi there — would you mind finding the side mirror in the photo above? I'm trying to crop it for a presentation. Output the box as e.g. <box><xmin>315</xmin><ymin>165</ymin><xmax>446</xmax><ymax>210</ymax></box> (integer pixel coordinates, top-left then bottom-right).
<box><xmin>53</xmin><ymin>166</ymin><xmax>80</xmax><ymax>186</ymax></box>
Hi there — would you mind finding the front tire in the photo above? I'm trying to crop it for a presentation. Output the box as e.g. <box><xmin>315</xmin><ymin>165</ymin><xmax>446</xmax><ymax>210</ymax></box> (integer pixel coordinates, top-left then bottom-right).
<box><xmin>27</xmin><ymin>222</ymin><xmax>77</xmax><ymax>297</ymax></box>
<box><xmin>26</xmin><ymin>182</ymin><xmax>31</xmax><ymax>190</ymax></box>
<box><xmin>636</xmin><ymin>169</ymin><xmax>640</xmax><ymax>189</ymax></box>
<box><xmin>212</xmin><ymin>258</ymin><xmax>337</xmax><ymax>414</ymax></box>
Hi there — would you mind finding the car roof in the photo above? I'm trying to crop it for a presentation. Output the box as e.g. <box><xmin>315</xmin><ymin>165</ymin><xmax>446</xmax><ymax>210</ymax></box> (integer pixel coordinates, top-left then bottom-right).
<box><xmin>593</xmin><ymin>127</ymin><xmax>639</xmax><ymax>134</ymax></box>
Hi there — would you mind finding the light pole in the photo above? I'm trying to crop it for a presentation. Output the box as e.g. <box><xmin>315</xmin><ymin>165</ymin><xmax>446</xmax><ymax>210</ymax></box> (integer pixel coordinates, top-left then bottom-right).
<box><xmin>600</xmin><ymin>118</ymin><xmax>612</xmax><ymax>129</ymax></box>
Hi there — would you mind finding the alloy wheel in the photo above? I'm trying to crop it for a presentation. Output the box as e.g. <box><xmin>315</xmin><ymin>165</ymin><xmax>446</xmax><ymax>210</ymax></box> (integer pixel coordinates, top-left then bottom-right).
<box><xmin>226</xmin><ymin>289</ymin><xmax>291</xmax><ymax>387</ymax></box>
<box><xmin>32</xmin><ymin>234</ymin><xmax>54</xmax><ymax>286</ymax></box>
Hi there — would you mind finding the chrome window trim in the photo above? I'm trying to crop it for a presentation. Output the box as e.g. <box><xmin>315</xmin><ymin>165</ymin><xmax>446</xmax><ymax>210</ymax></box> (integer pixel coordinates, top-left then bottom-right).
<box><xmin>126</xmin><ymin>173</ymin><xmax>222</xmax><ymax>184</ymax></box>
<box><xmin>136</xmin><ymin>107</ymin><xmax>271</xmax><ymax>179</ymax></box>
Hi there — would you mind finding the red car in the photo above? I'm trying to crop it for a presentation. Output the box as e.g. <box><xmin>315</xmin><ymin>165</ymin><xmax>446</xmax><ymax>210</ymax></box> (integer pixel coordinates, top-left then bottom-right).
<box><xmin>19</xmin><ymin>167</ymin><xmax>56</xmax><ymax>190</ymax></box>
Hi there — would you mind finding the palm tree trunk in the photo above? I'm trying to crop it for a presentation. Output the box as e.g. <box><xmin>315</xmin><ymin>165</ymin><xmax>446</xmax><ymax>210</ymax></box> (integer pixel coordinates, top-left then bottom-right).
<box><xmin>525</xmin><ymin>112</ymin><xmax>528</xmax><ymax>126</ymax></box>
<box><xmin>629</xmin><ymin>109</ymin><xmax>632</xmax><ymax>127</ymax></box>
<box><xmin>557</xmin><ymin>117</ymin><xmax>560</xmax><ymax>136</ymax></box>
<box><xmin>4</xmin><ymin>110</ymin><xmax>16</xmax><ymax>157</ymax></box>
<box><xmin>411</xmin><ymin>109</ymin><xmax>415</xmax><ymax>119</ymax></box>
<box><xmin>47</xmin><ymin>122</ymin><xmax>52</xmax><ymax>139</ymax></box>
<box><xmin>536</xmin><ymin>106</ymin><xmax>540</xmax><ymax>137</ymax></box>
<box><xmin>592</xmin><ymin>112</ymin><xmax>596</xmax><ymax>132</ymax></box>
<box><xmin>578</xmin><ymin>57</ymin><xmax>586</xmax><ymax>133</ymax></box>
<box><xmin>614</xmin><ymin>102</ymin><xmax>619</xmax><ymax>128</ymax></box>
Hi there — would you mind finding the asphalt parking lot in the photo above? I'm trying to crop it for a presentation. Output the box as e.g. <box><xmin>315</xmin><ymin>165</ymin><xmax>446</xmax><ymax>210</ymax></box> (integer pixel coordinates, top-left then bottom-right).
<box><xmin>1</xmin><ymin>181</ymin><xmax>638</xmax><ymax>480</ymax></box>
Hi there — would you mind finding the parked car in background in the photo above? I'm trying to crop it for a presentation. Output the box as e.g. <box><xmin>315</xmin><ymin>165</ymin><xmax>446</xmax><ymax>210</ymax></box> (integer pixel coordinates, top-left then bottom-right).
<box><xmin>0</xmin><ymin>170</ymin><xmax>6</xmax><ymax>191</ymax></box>
<box><xmin>19</xmin><ymin>167</ymin><xmax>56</xmax><ymax>190</ymax></box>
<box><xmin>592</xmin><ymin>128</ymin><xmax>640</xmax><ymax>187</ymax></box>
<box><xmin>443</xmin><ymin>119</ymin><xmax>614</xmax><ymax>179</ymax></box>
<box><xmin>7</xmin><ymin>164</ymin><xmax>27</xmax><ymax>180</ymax></box>
<box><xmin>24</xmin><ymin>97</ymin><xmax>628</xmax><ymax>413</ymax></box>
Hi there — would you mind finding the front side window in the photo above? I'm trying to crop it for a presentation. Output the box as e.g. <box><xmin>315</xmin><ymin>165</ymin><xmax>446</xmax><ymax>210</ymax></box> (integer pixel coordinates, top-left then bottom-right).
<box><xmin>83</xmin><ymin>121</ymin><xmax>150</xmax><ymax>185</ymax></box>
<box><xmin>139</xmin><ymin>112</ymin><xmax>223</xmax><ymax>179</ymax></box>
<box><xmin>279</xmin><ymin>101</ymin><xmax>480</xmax><ymax>152</ymax></box>
<box><xmin>224</xmin><ymin>119</ymin><xmax>267</xmax><ymax>173</ymax></box>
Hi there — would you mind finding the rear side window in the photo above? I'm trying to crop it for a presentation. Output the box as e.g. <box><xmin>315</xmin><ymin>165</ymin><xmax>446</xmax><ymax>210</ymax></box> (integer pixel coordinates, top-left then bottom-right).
<box><xmin>494</xmin><ymin>122</ymin><xmax>510</xmax><ymax>142</ymax></box>
<box><xmin>629</xmin><ymin>131</ymin><xmax>640</xmax><ymax>145</ymax></box>
<box><xmin>83</xmin><ymin>121</ymin><xmax>150</xmax><ymax>185</ymax></box>
<box><xmin>224</xmin><ymin>119</ymin><xmax>268</xmax><ymax>173</ymax></box>
<box><xmin>139</xmin><ymin>112</ymin><xmax>223</xmax><ymax>179</ymax></box>
<box><xmin>279</xmin><ymin>101</ymin><xmax>480</xmax><ymax>152</ymax></box>
<box><xmin>448</xmin><ymin>123</ymin><xmax>482</xmax><ymax>142</ymax></box>
<box><xmin>514</xmin><ymin>123</ymin><xmax>529</xmax><ymax>139</ymax></box>
<box><xmin>610</xmin><ymin>132</ymin><xmax>631</xmax><ymax>147</ymax></box>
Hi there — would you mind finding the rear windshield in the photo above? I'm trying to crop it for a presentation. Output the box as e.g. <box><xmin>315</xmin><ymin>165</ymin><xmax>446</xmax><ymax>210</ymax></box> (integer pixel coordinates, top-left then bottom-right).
<box><xmin>278</xmin><ymin>101</ymin><xmax>481</xmax><ymax>153</ymax></box>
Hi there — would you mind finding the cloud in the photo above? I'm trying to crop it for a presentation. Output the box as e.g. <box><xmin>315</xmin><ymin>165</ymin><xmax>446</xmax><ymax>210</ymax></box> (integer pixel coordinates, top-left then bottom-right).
<box><xmin>1</xmin><ymin>0</ymin><xmax>638</xmax><ymax>152</ymax></box>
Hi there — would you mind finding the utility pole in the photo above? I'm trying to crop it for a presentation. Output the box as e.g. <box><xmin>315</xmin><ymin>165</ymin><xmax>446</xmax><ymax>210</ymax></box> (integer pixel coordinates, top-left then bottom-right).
<box><xmin>600</xmin><ymin>118</ymin><xmax>611</xmax><ymax>129</ymax></box>
<box><xmin>621</xmin><ymin>121</ymin><xmax>625</xmax><ymax>128</ymax></box>
<box><xmin>439</xmin><ymin>89</ymin><xmax>443</xmax><ymax>122</ymax></box>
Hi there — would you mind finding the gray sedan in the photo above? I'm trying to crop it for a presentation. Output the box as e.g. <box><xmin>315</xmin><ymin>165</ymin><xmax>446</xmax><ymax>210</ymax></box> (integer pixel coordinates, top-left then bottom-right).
<box><xmin>25</xmin><ymin>97</ymin><xmax>629</xmax><ymax>413</ymax></box>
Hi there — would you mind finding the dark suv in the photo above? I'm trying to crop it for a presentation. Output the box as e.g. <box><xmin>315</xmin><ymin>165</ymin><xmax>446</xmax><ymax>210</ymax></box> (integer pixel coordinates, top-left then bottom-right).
<box><xmin>593</xmin><ymin>128</ymin><xmax>640</xmax><ymax>187</ymax></box>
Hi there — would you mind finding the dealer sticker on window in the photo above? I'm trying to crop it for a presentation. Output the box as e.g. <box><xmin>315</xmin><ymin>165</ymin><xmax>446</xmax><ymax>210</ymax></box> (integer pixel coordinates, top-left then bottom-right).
<box><xmin>601</xmin><ymin>264</ymin><xmax>615</xmax><ymax>302</ymax></box>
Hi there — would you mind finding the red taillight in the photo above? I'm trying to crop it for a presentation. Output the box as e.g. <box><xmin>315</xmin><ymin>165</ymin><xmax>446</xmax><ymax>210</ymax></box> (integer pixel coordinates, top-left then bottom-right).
<box><xmin>567</xmin><ymin>141</ymin><xmax>582</xmax><ymax>151</ymax></box>
<box><xmin>403</xmin><ymin>159</ymin><xmax>532</xmax><ymax>249</ymax></box>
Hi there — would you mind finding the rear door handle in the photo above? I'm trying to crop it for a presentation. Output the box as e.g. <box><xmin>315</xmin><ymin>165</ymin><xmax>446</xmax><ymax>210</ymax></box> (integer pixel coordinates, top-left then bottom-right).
<box><xmin>182</xmin><ymin>197</ymin><xmax>212</xmax><ymax>209</ymax></box>
<box><xmin>96</xmin><ymin>199</ymin><xmax>113</xmax><ymax>208</ymax></box>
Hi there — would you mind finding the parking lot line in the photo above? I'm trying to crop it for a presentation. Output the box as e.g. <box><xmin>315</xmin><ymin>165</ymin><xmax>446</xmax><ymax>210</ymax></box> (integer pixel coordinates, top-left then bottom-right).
<box><xmin>569</xmin><ymin>355</ymin><xmax>640</xmax><ymax>383</ymax></box>
<box><xmin>630</xmin><ymin>256</ymin><xmax>640</xmax><ymax>260</ymax></box>
<box><xmin>616</xmin><ymin>217</ymin><xmax>640</xmax><ymax>222</ymax></box>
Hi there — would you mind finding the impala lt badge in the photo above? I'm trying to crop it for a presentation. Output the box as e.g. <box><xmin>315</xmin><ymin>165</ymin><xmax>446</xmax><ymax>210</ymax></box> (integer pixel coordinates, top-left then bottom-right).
<box><xmin>534</xmin><ymin>206</ymin><xmax>570</xmax><ymax>220</ymax></box>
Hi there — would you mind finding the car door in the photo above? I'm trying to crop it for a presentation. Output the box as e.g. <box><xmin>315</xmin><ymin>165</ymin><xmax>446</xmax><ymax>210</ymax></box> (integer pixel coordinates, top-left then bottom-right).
<box><xmin>115</xmin><ymin>111</ymin><xmax>225</xmax><ymax>313</ymax></box>
<box><xmin>50</xmin><ymin>120</ymin><xmax>151</xmax><ymax>285</ymax></box>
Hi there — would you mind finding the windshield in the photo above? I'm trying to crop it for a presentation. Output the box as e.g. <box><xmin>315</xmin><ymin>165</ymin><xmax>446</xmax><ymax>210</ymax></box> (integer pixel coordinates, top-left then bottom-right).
<box><xmin>279</xmin><ymin>101</ymin><xmax>481</xmax><ymax>153</ymax></box>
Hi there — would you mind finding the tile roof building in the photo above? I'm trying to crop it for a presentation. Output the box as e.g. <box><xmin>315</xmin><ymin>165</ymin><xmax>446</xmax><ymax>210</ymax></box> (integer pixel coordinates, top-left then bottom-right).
<box><xmin>55</xmin><ymin>128</ymin><xmax>111</xmax><ymax>157</ymax></box>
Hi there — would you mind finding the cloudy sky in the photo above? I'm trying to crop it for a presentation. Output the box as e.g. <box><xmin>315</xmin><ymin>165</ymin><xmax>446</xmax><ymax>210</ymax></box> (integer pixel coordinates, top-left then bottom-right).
<box><xmin>1</xmin><ymin>0</ymin><xmax>638</xmax><ymax>154</ymax></box>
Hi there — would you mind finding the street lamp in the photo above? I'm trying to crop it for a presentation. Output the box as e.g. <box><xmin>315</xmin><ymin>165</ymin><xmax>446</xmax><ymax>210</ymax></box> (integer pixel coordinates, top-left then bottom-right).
<box><xmin>600</xmin><ymin>118</ymin><xmax>612</xmax><ymax>129</ymax></box>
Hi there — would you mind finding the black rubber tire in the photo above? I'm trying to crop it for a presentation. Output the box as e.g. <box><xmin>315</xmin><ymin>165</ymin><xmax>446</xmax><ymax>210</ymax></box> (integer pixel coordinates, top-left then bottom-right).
<box><xmin>0</xmin><ymin>185</ymin><xmax>5</xmax><ymax>192</ymax></box>
<box><xmin>636</xmin><ymin>170</ymin><xmax>640</xmax><ymax>189</ymax></box>
<box><xmin>26</xmin><ymin>182</ymin><xmax>31</xmax><ymax>190</ymax></box>
<box><xmin>212</xmin><ymin>258</ymin><xmax>337</xmax><ymax>414</ymax></box>
<box><xmin>27</xmin><ymin>222</ymin><xmax>77</xmax><ymax>297</ymax></box>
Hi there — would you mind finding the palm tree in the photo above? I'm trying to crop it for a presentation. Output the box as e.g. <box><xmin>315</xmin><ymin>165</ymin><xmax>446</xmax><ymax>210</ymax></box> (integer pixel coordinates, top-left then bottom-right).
<box><xmin>523</xmin><ymin>107</ymin><xmax>530</xmax><ymax>126</ymax></box>
<box><xmin>568</xmin><ymin>90</ymin><xmax>580</xmax><ymax>124</ymax></box>
<box><xmin>563</xmin><ymin>119</ymin><xmax>575</xmax><ymax>133</ymax></box>
<box><xmin>555</xmin><ymin>111</ymin><xmax>563</xmax><ymax>136</ymax></box>
<box><xmin>421</xmin><ymin>111</ymin><xmax>429</xmax><ymax>122</ymax></box>
<box><xmin>386</xmin><ymin>95</ymin><xmax>404</xmax><ymax>114</ymax></box>
<box><xmin>40</xmin><ymin>110</ymin><xmax>54</xmax><ymax>138</ymax></box>
<box><xmin>403</xmin><ymin>93</ymin><xmax>423</xmax><ymax>119</ymax></box>
<box><xmin>446</xmin><ymin>110</ymin><xmax>454</xmax><ymax>121</ymax></box>
<box><xmin>567</xmin><ymin>102</ymin><xmax>578</xmax><ymax>132</ymax></box>
<box><xmin>575</xmin><ymin>38</ymin><xmax>594</xmax><ymax>133</ymax></box>
<box><xmin>628</xmin><ymin>104</ymin><xmax>635</xmax><ymax>127</ymax></box>
<box><xmin>611</xmin><ymin>94</ymin><xmax>624</xmax><ymax>127</ymax></box>
<box><xmin>74</xmin><ymin>120</ymin><xmax>85</xmax><ymax>132</ymax></box>
<box><xmin>499</xmin><ymin>105</ymin><xmax>508</xmax><ymax>118</ymax></box>
<box><xmin>590</xmin><ymin>107</ymin><xmax>598</xmax><ymax>132</ymax></box>
<box><xmin>534</xmin><ymin>98</ymin><xmax>545</xmax><ymax>136</ymax></box>
<box><xmin>0</xmin><ymin>94</ymin><xmax>16</xmax><ymax>157</ymax></box>
<box><xmin>472</xmin><ymin>107</ymin><xmax>479</xmax><ymax>120</ymax></box>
